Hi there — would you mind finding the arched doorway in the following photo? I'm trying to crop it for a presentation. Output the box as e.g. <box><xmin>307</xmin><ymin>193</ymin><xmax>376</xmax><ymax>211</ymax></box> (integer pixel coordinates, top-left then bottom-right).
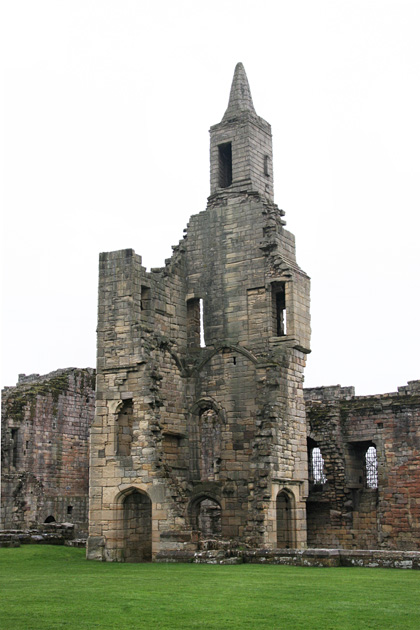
<box><xmin>122</xmin><ymin>490</ymin><xmax>152</xmax><ymax>562</ymax></box>
<box><xmin>276</xmin><ymin>490</ymin><xmax>294</xmax><ymax>548</ymax></box>
<box><xmin>190</xmin><ymin>496</ymin><xmax>222</xmax><ymax>540</ymax></box>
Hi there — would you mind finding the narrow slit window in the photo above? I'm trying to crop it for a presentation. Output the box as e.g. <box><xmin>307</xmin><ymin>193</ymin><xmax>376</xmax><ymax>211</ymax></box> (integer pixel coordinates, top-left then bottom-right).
<box><xmin>187</xmin><ymin>298</ymin><xmax>201</xmax><ymax>348</ymax></box>
<box><xmin>264</xmin><ymin>155</ymin><xmax>270</xmax><ymax>176</ymax></box>
<box><xmin>199</xmin><ymin>298</ymin><xmax>205</xmax><ymax>347</ymax></box>
<box><xmin>365</xmin><ymin>446</ymin><xmax>378</xmax><ymax>489</ymax></box>
<box><xmin>11</xmin><ymin>428</ymin><xmax>18</xmax><ymax>467</ymax></box>
<box><xmin>272</xmin><ymin>283</ymin><xmax>287</xmax><ymax>336</ymax></box>
<box><xmin>218</xmin><ymin>142</ymin><xmax>232</xmax><ymax>188</ymax></box>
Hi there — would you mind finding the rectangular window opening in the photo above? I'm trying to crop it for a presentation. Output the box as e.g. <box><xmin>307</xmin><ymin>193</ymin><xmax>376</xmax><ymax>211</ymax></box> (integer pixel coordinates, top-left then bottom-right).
<box><xmin>218</xmin><ymin>142</ymin><xmax>232</xmax><ymax>188</ymax></box>
<box><xmin>141</xmin><ymin>286</ymin><xmax>151</xmax><ymax>312</ymax></box>
<box><xmin>187</xmin><ymin>298</ymin><xmax>205</xmax><ymax>348</ymax></box>
<box><xmin>199</xmin><ymin>298</ymin><xmax>205</xmax><ymax>348</ymax></box>
<box><xmin>347</xmin><ymin>441</ymin><xmax>378</xmax><ymax>489</ymax></box>
<box><xmin>272</xmin><ymin>283</ymin><xmax>287</xmax><ymax>336</ymax></box>
<box><xmin>264</xmin><ymin>155</ymin><xmax>270</xmax><ymax>177</ymax></box>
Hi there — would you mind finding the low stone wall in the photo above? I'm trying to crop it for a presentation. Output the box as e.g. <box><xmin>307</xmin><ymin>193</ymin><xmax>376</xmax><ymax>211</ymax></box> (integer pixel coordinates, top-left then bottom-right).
<box><xmin>0</xmin><ymin>523</ymin><xmax>83</xmax><ymax>548</ymax></box>
<box><xmin>156</xmin><ymin>548</ymin><xmax>420</xmax><ymax>569</ymax></box>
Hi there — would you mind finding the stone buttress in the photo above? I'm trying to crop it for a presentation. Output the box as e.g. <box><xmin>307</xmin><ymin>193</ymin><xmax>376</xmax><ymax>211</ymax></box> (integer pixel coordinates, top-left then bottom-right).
<box><xmin>87</xmin><ymin>63</ymin><xmax>311</xmax><ymax>561</ymax></box>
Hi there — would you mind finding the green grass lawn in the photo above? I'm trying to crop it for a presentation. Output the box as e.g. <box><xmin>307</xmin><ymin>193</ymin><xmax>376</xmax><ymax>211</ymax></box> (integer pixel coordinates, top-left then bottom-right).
<box><xmin>0</xmin><ymin>546</ymin><xmax>419</xmax><ymax>630</ymax></box>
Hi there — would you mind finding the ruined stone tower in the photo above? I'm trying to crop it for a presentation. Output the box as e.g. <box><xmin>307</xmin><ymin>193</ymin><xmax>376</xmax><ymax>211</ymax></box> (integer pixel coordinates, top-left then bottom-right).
<box><xmin>87</xmin><ymin>64</ymin><xmax>311</xmax><ymax>562</ymax></box>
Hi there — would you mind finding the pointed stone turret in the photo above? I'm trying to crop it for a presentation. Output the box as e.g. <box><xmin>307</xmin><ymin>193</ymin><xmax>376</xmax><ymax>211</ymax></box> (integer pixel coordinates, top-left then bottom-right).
<box><xmin>222</xmin><ymin>62</ymin><xmax>256</xmax><ymax>121</ymax></box>
<box><xmin>209</xmin><ymin>63</ymin><xmax>274</xmax><ymax>201</ymax></box>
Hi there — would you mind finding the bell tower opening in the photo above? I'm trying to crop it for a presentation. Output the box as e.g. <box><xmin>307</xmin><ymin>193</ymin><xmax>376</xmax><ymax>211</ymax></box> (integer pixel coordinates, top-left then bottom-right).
<box><xmin>218</xmin><ymin>142</ymin><xmax>232</xmax><ymax>188</ymax></box>
<box><xmin>209</xmin><ymin>63</ymin><xmax>274</xmax><ymax>201</ymax></box>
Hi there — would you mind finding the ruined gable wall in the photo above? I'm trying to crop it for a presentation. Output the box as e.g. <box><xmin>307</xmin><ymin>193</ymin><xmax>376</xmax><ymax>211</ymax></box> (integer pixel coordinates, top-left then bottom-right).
<box><xmin>1</xmin><ymin>368</ymin><xmax>95</xmax><ymax>533</ymax></box>
<box><xmin>182</xmin><ymin>192</ymin><xmax>310</xmax><ymax>548</ymax></box>
<box><xmin>305</xmin><ymin>381</ymin><xmax>420</xmax><ymax>550</ymax></box>
<box><xmin>90</xmin><ymin>246</ymin><xmax>192</xmax><ymax>559</ymax></box>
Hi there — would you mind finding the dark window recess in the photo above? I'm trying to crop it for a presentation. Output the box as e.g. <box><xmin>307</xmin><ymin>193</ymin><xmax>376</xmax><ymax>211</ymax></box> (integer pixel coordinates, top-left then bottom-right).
<box><xmin>187</xmin><ymin>298</ymin><xmax>200</xmax><ymax>347</ymax></box>
<box><xmin>272</xmin><ymin>283</ymin><xmax>287</xmax><ymax>336</ymax></box>
<box><xmin>117</xmin><ymin>399</ymin><xmax>134</xmax><ymax>456</ymax></box>
<box><xmin>67</xmin><ymin>505</ymin><xmax>73</xmax><ymax>515</ymax></box>
<box><xmin>11</xmin><ymin>428</ymin><xmax>18</xmax><ymax>467</ymax></box>
<box><xmin>191</xmin><ymin>497</ymin><xmax>222</xmax><ymax>538</ymax></box>
<box><xmin>218</xmin><ymin>142</ymin><xmax>232</xmax><ymax>188</ymax></box>
<box><xmin>44</xmin><ymin>515</ymin><xmax>56</xmax><ymax>523</ymax></box>
<box><xmin>264</xmin><ymin>155</ymin><xmax>270</xmax><ymax>176</ymax></box>
<box><xmin>141</xmin><ymin>286</ymin><xmax>151</xmax><ymax>312</ymax></box>
<box><xmin>276</xmin><ymin>492</ymin><xmax>293</xmax><ymax>548</ymax></box>
<box><xmin>347</xmin><ymin>441</ymin><xmax>378</xmax><ymax>489</ymax></box>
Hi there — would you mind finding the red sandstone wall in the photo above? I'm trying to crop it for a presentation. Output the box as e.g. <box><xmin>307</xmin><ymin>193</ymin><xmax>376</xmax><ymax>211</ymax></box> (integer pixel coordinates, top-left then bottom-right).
<box><xmin>1</xmin><ymin>368</ymin><xmax>95</xmax><ymax>533</ymax></box>
<box><xmin>305</xmin><ymin>382</ymin><xmax>420</xmax><ymax>550</ymax></box>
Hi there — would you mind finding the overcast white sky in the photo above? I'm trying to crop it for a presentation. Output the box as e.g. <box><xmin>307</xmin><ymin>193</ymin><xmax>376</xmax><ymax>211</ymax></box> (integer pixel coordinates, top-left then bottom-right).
<box><xmin>1</xmin><ymin>0</ymin><xmax>419</xmax><ymax>395</ymax></box>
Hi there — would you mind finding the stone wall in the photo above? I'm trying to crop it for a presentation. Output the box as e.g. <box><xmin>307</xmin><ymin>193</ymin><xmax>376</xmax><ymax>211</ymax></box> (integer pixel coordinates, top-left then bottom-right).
<box><xmin>305</xmin><ymin>380</ymin><xmax>420</xmax><ymax>550</ymax></box>
<box><xmin>1</xmin><ymin>368</ymin><xmax>95</xmax><ymax>534</ymax></box>
<box><xmin>88</xmin><ymin>63</ymin><xmax>311</xmax><ymax>562</ymax></box>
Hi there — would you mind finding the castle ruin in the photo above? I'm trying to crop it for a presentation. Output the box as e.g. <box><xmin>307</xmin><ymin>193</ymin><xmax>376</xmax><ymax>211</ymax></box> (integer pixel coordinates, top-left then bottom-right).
<box><xmin>87</xmin><ymin>63</ymin><xmax>311</xmax><ymax>561</ymax></box>
<box><xmin>1</xmin><ymin>64</ymin><xmax>419</xmax><ymax>562</ymax></box>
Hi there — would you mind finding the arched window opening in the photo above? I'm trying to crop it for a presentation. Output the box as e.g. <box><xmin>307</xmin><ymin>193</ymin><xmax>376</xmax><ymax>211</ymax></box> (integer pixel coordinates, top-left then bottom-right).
<box><xmin>44</xmin><ymin>515</ymin><xmax>56</xmax><ymax>523</ymax></box>
<box><xmin>276</xmin><ymin>491</ymin><xmax>294</xmax><ymax>549</ymax></box>
<box><xmin>365</xmin><ymin>446</ymin><xmax>378</xmax><ymax>489</ymax></box>
<box><xmin>123</xmin><ymin>490</ymin><xmax>152</xmax><ymax>562</ymax></box>
<box><xmin>117</xmin><ymin>399</ymin><xmax>133</xmax><ymax>456</ymax></box>
<box><xmin>191</xmin><ymin>497</ymin><xmax>222</xmax><ymax>539</ymax></box>
<box><xmin>311</xmin><ymin>447</ymin><xmax>327</xmax><ymax>485</ymax></box>
<box><xmin>199</xmin><ymin>409</ymin><xmax>221</xmax><ymax>481</ymax></box>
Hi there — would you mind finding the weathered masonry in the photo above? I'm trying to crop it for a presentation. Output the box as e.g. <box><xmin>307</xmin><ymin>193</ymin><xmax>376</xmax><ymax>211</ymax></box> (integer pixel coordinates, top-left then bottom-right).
<box><xmin>87</xmin><ymin>63</ymin><xmax>311</xmax><ymax>561</ymax></box>
<box><xmin>2</xmin><ymin>64</ymin><xmax>419</xmax><ymax>561</ymax></box>
<box><xmin>1</xmin><ymin>369</ymin><xmax>95</xmax><ymax>534</ymax></box>
<box><xmin>305</xmin><ymin>381</ymin><xmax>420</xmax><ymax>551</ymax></box>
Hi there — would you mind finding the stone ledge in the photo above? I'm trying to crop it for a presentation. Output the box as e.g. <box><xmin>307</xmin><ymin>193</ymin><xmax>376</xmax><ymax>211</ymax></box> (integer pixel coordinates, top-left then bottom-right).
<box><xmin>154</xmin><ymin>548</ymin><xmax>420</xmax><ymax>568</ymax></box>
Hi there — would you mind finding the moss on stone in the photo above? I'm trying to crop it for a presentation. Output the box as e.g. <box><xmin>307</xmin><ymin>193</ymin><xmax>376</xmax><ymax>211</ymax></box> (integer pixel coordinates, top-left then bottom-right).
<box><xmin>6</xmin><ymin>374</ymin><xmax>70</xmax><ymax>421</ymax></box>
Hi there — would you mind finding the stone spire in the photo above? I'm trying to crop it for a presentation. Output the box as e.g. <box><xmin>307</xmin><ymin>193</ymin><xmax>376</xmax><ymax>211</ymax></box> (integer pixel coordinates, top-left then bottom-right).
<box><xmin>222</xmin><ymin>63</ymin><xmax>256</xmax><ymax>121</ymax></box>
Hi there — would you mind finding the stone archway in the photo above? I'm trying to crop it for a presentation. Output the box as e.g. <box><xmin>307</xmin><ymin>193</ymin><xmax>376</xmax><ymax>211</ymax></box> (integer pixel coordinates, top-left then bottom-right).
<box><xmin>276</xmin><ymin>490</ymin><xmax>295</xmax><ymax>549</ymax></box>
<box><xmin>190</xmin><ymin>495</ymin><xmax>222</xmax><ymax>540</ymax></box>
<box><xmin>122</xmin><ymin>489</ymin><xmax>152</xmax><ymax>562</ymax></box>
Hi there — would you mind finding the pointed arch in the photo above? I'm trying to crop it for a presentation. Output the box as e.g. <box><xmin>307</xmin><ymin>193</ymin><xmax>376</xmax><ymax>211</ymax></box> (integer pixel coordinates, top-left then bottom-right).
<box><xmin>276</xmin><ymin>488</ymin><xmax>295</xmax><ymax>549</ymax></box>
<box><xmin>116</xmin><ymin>487</ymin><xmax>152</xmax><ymax>562</ymax></box>
<box><xmin>194</xmin><ymin>343</ymin><xmax>258</xmax><ymax>374</ymax></box>
<box><xmin>188</xmin><ymin>398</ymin><xmax>225</xmax><ymax>482</ymax></box>
<box><xmin>188</xmin><ymin>493</ymin><xmax>222</xmax><ymax>540</ymax></box>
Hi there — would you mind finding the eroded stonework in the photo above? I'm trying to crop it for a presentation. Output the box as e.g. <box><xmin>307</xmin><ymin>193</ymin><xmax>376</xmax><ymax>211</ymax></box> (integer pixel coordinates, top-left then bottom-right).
<box><xmin>1</xmin><ymin>368</ymin><xmax>95</xmax><ymax>534</ymax></box>
<box><xmin>2</xmin><ymin>64</ymin><xmax>419</xmax><ymax>561</ymax></box>
<box><xmin>87</xmin><ymin>63</ymin><xmax>311</xmax><ymax>561</ymax></box>
<box><xmin>305</xmin><ymin>381</ymin><xmax>420</xmax><ymax>551</ymax></box>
